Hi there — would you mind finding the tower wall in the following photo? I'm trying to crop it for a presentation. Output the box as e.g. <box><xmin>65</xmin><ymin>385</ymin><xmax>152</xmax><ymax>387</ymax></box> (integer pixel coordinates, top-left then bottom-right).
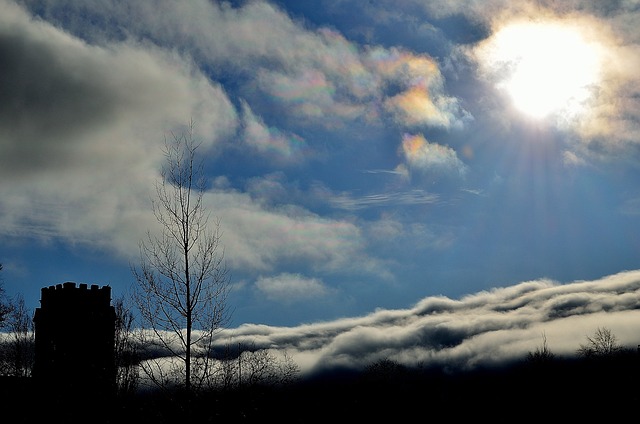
<box><xmin>33</xmin><ymin>282</ymin><xmax>116</xmax><ymax>397</ymax></box>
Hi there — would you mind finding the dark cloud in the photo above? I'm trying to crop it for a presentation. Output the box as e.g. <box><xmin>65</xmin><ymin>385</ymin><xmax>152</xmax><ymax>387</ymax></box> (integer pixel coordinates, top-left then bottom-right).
<box><xmin>0</xmin><ymin>17</ymin><xmax>118</xmax><ymax>174</ymax></box>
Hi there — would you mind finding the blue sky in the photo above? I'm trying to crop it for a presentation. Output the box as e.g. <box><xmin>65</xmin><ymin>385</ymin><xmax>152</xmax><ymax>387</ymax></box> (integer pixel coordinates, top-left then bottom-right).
<box><xmin>2</xmin><ymin>0</ymin><xmax>640</xmax><ymax>369</ymax></box>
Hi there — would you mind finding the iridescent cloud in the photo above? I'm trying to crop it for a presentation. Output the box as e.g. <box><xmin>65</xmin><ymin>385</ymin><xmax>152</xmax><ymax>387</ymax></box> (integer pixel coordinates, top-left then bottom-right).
<box><xmin>368</xmin><ymin>47</ymin><xmax>467</xmax><ymax>128</ymax></box>
<box><xmin>241</xmin><ymin>101</ymin><xmax>308</xmax><ymax>162</ymax></box>
<box><xmin>400</xmin><ymin>133</ymin><xmax>467</xmax><ymax>176</ymax></box>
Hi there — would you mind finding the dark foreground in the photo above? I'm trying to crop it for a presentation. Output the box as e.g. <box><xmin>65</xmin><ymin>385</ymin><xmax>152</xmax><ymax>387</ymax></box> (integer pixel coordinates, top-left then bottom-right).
<box><xmin>2</xmin><ymin>352</ymin><xmax>638</xmax><ymax>423</ymax></box>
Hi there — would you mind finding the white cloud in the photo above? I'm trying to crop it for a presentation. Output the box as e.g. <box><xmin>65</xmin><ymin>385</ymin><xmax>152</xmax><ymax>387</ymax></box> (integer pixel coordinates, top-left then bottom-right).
<box><xmin>255</xmin><ymin>273</ymin><xmax>332</xmax><ymax>303</ymax></box>
<box><xmin>400</xmin><ymin>133</ymin><xmax>468</xmax><ymax>176</ymax></box>
<box><xmin>203</xmin><ymin>188</ymin><xmax>383</xmax><ymax>276</ymax></box>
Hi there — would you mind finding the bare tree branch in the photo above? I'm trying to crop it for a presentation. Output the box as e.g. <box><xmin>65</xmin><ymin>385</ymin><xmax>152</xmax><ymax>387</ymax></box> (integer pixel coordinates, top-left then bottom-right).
<box><xmin>133</xmin><ymin>121</ymin><xmax>231</xmax><ymax>394</ymax></box>
<box><xmin>577</xmin><ymin>327</ymin><xmax>622</xmax><ymax>358</ymax></box>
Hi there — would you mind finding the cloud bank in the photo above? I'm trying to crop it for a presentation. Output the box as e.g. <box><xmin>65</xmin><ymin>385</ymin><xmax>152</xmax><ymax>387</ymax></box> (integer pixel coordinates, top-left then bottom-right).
<box><xmin>207</xmin><ymin>270</ymin><xmax>640</xmax><ymax>376</ymax></box>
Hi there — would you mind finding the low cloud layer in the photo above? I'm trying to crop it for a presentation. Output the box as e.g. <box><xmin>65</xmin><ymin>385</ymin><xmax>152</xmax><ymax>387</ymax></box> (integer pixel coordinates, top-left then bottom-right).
<box><xmin>209</xmin><ymin>270</ymin><xmax>640</xmax><ymax>376</ymax></box>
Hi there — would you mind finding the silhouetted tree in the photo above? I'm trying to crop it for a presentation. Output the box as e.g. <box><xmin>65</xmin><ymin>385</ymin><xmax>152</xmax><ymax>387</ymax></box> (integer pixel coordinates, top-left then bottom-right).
<box><xmin>527</xmin><ymin>331</ymin><xmax>554</xmax><ymax>364</ymax></box>
<box><xmin>577</xmin><ymin>327</ymin><xmax>621</xmax><ymax>358</ymax></box>
<box><xmin>0</xmin><ymin>264</ymin><xmax>12</xmax><ymax>327</ymax></box>
<box><xmin>133</xmin><ymin>121</ymin><xmax>231</xmax><ymax>395</ymax></box>
<box><xmin>0</xmin><ymin>294</ymin><xmax>34</xmax><ymax>377</ymax></box>
<box><xmin>238</xmin><ymin>345</ymin><xmax>300</xmax><ymax>388</ymax></box>
<box><xmin>213</xmin><ymin>341</ymin><xmax>299</xmax><ymax>390</ymax></box>
<box><xmin>113</xmin><ymin>296</ymin><xmax>139</xmax><ymax>396</ymax></box>
<box><xmin>0</xmin><ymin>266</ymin><xmax>34</xmax><ymax>377</ymax></box>
<box><xmin>364</xmin><ymin>358</ymin><xmax>405</xmax><ymax>383</ymax></box>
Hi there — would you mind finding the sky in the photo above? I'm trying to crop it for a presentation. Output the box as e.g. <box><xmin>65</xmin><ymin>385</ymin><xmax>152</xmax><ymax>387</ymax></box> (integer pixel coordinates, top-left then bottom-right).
<box><xmin>2</xmin><ymin>0</ymin><xmax>640</xmax><ymax>374</ymax></box>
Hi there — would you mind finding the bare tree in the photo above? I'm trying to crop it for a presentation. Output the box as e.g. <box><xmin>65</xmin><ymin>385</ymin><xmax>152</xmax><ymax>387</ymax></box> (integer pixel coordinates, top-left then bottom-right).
<box><xmin>113</xmin><ymin>296</ymin><xmax>139</xmax><ymax>396</ymax></box>
<box><xmin>0</xmin><ymin>264</ymin><xmax>12</xmax><ymax>327</ymax></box>
<box><xmin>577</xmin><ymin>327</ymin><xmax>622</xmax><ymax>358</ymax></box>
<box><xmin>133</xmin><ymin>121</ymin><xmax>231</xmax><ymax>394</ymax></box>
<box><xmin>0</xmin><ymin>294</ymin><xmax>34</xmax><ymax>377</ymax></box>
<box><xmin>213</xmin><ymin>341</ymin><xmax>300</xmax><ymax>390</ymax></box>
<box><xmin>239</xmin><ymin>346</ymin><xmax>300</xmax><ymax>388</ymax></box>
<box><xmin>527</xmin><ymin>331</ymin><xmax>554</xmax><ymax>364</ymax></box>
<box><xmin>0</xmin><ymin>266</ymin><xmax>34</xmax><ymax>378</ymax></box>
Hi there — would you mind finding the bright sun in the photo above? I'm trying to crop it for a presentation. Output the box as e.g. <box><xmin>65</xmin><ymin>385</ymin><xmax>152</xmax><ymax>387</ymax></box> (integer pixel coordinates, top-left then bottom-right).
<box><xmin>480</xmin><ymin>21</ymin><xmax>604</xmax><ymax>119</ymax></box>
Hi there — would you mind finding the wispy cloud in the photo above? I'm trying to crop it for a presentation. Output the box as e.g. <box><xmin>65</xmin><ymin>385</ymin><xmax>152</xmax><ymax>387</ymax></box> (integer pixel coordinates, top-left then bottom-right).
<box><xmin>241</xmin><ymin>101</ymin><xmax>308</xmax><ymax>163</ymax></box>
<box><xmin>361</xmin><ymin>169</ymin><xmax>407</xmax><ymax>175</ymax></box>
<box><xmin>329</xmin><ymin>189</ymin><xmax>440</xmax><ymax>211</ymax></box>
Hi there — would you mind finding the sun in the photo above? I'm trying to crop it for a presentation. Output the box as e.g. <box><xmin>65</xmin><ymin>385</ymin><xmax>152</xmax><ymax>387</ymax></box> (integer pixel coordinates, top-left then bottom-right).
<box><xmin>478</xmin><ymin>21</ymin><xmax>604</xmax><ymax>119</ymax></box>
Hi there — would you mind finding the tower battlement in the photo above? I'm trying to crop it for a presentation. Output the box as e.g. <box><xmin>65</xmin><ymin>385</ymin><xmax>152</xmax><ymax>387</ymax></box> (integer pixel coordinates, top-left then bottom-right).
<box><xmin>39</xmin><ymin>281</ymin><xmax>112</xmax><ymax>308</ymax></box>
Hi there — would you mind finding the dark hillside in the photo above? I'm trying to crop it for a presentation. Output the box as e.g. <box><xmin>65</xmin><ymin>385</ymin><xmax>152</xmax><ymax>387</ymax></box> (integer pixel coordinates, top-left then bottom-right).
<box><xmin>1</xmin><ymin>350</ymin><xmax>638</xmax><ymax>422</ymax></box>
<box><xmin>119</xmin><ymin>350</ymin><xmax>640</xmax><ymax>422</ymax></box>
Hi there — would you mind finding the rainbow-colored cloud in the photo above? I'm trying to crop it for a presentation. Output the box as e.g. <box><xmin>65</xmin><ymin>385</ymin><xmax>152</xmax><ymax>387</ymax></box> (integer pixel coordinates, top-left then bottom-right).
<box><xmin>400</xmin><ymin>133</ymin><xmax>467</xmax><ymax>175</ymax></box>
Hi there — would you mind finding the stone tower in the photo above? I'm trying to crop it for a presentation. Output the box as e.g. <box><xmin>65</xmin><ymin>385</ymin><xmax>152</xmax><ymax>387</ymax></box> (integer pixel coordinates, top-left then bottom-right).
<box><xmin>33</xmin><ymin>282</ymin><xmax>116</xmax><ymax>397</ymax></box>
